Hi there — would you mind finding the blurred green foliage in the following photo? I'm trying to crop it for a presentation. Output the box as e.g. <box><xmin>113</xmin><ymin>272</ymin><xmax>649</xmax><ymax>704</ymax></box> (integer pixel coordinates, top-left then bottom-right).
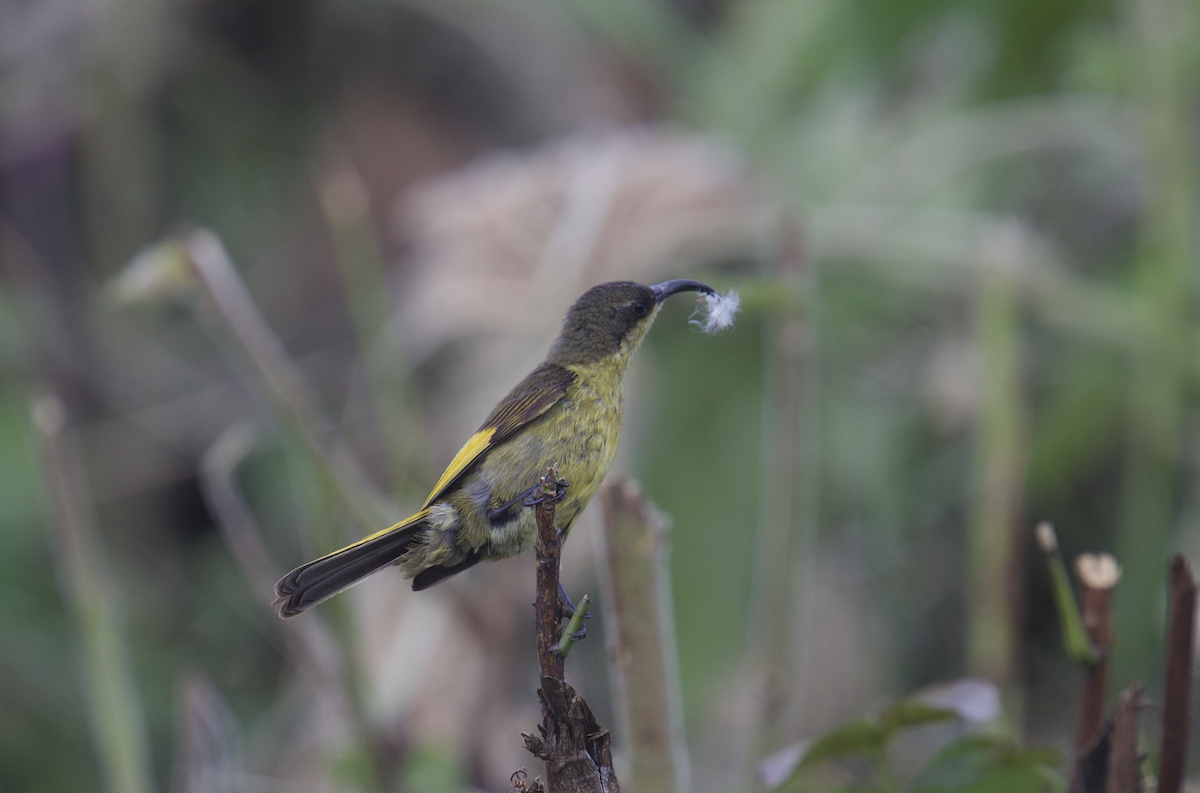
<box><xmin>2</xmin><ymin>0</ymin><xmax>1198</xmax><ymax>790</ymax></box>
<box><xmin>766</xmin><ymin>691</ymin><xmax>1063</xmax><ymax>793</ymax></box>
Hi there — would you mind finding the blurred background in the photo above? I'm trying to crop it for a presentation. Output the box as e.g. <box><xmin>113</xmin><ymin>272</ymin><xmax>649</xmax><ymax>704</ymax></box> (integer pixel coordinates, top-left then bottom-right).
<box><xmin>2</xmin><ymin>0</ymin><xmax>1198</xmax><ymax>790</ymax></box>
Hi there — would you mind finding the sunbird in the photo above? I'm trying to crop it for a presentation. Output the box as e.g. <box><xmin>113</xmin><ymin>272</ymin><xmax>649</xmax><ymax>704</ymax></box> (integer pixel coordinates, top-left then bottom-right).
<box><xmin>274</xmin><ymin>279</ymin><xmax>737</xmax><ymax>617</ymax></box>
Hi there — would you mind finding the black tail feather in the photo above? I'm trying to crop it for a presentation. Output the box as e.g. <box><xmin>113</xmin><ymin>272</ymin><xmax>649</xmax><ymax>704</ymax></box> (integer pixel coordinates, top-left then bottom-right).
<box><xmin>411</xmin><ymin>551</ymin><xmax>484</xmax><ymax>591</ymax></box>
<box><xmin>273</xmin><ymin>521</ymin><xmax>423</xmax><ymax>617</ymax></box>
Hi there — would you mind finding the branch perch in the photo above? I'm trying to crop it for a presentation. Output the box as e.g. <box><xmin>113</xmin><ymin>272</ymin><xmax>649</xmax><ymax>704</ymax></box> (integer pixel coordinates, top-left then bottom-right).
<box><xmin>524</xmin><ymin>679</ymin><xmax>620</xmax><ymax>793</ymax></box>
<box><xmin>534</xmin><ymin>466</ymin><xmax>568</xmax><ymax>681</ymax></box>
<box><xmin>523</xmin><ymin>466</ymin><xmax>620</xmax><ymax>793</ymax></box>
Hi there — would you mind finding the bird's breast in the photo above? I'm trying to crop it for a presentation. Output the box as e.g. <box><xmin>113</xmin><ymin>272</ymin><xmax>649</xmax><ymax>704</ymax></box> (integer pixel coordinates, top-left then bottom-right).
<box><xmin>451</xmin><ymin>361</ymin><xmax>627</xmax><ymax>558</ymax></box>
<box><xmin>556</xmin><ymin>362</ymin><xmax>624</xmax><ymax>504</ymax></box>
<box><xmin>489</xmin><ymin>363</ymin><xmax>624</xmax><ymax>530</ymax></box>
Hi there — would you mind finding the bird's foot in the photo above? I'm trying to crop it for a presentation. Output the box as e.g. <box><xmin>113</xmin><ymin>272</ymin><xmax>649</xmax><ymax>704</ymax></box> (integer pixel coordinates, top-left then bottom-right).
<box><xmin>522</xmin><ymin>477</ymin><xmax>569</xmax><ymax>507</ymax></box>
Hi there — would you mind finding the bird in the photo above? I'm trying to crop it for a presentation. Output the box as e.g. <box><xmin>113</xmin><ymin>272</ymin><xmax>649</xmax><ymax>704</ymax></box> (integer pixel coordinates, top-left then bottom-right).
<box><xmin>273</xmin><ymin>278</ymin><xmax>734</xmax><ymax>618</ymax></box>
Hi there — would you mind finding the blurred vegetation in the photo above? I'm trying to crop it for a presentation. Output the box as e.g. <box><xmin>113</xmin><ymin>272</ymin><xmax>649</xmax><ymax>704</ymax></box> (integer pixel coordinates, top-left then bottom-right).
<box><xmin>759</xmin><ymin>686</ymin><xmax>1064</xmax><ymax>793</ymax></box>
<box><xmin>1</xmin><ymin>0</ymin><xmax>1198</xmax><ymax>791</ymax></box>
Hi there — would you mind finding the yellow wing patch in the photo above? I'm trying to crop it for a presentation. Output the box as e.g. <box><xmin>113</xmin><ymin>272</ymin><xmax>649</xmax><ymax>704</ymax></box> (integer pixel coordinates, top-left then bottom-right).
<box><xmin>418</xmin><ymin>363</ymin><xmax>574</xmax><ymax>507</ymax></box>
<box><xmin>423</xmin><ymin>427</ymin><xmax>496</xmax><ymax>508</ymax></box>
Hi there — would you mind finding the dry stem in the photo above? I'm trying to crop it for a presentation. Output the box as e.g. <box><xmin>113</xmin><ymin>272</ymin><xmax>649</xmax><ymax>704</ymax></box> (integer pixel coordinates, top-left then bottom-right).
<box><xmin>524</xmin><ymin>679</ymin><xmax>620</xmax><ymax>793</ymax></box>
<box><xmin>525</xmin><ymin>467</ymin><xmax>620</xmax><ymax>792</ymax></box>
<box><xmin>598</xmin><ymin>480</ymin><xmax>690</xmax><ymax>793</ymax></box>
<box><xmin>1071</xmin><ymin>552</ymin><xmax>1120</xmax><ymax>793</ymax></box>
<box><xmin>1105</xmin><ymin>683</ymin><xmax>1142</xmax><ymax>793</ymax></box>
<box><xmin>534</xmin><ymin>466</ymin><xmax>567</xmax><ymax>682</ymax></box>
<box><xmin>1158</xmin><ymin>556</ymin><xmax>1196</xmax><ymax>793</ymax></box>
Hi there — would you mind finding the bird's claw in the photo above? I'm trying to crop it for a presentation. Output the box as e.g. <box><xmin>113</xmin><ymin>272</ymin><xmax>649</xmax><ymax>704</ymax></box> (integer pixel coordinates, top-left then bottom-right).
<box><xmin>557</xmin><ymin>581</ymin><xmax>591</xmax><ymax>644</ymax></box>
<box><xmin>523</xmin><ymin>477</ymin><xmax>569</xmax><ymax>507</ymax></box>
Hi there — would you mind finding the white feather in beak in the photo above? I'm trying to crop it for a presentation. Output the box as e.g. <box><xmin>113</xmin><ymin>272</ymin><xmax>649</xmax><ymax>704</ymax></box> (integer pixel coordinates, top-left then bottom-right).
<box><xmin>690</xmin><ymin>288</ymin><xmax>740</xmax><ymax>334</ymax></box>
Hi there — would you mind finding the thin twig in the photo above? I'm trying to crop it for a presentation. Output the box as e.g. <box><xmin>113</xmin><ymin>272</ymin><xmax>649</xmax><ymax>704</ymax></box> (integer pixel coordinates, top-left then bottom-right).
<box><xmin>197</xmin><ymin>423</ymin><xmax>381</xmax><ymax>790</ymax></box>
<box><xmin>198</xmin><ymin>425</ymin><xmax>347</xmax><ymax>686</ymax></box>
<box><xmin>1158</xmin><ymin>555</ymin><xmax>1195</xmax><ymax>793</ymax></box>
<box><xmin>182</xmin><ymin>228</ymin><xmax>393</xmax><ymax>531</ymax></box>
<box><xmin>198</xmin><ymin>425</ymin><xmax>284</xmax><ymax>595</ymax></box>
<box><xmin>173</xmin><ymin>673</ymin><xmax>241</xmax><ymax>793</ymax></box>
<box><xmin>534</xmin><ymin>466</ymin><xmax>567</xmax><ymax>682</ymax></box>
<box><xmin>318</xmin><ymin>165</ymin><xmax>428</xmax><ymax>496</ymax></box>
<box><xmin>532</xmin><ymin>465</ymin><xmax>564</xmax><ymax>791</ymax></box>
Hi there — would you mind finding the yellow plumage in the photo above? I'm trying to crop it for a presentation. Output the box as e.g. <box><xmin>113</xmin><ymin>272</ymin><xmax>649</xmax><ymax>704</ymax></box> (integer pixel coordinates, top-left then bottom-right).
<box><xmin>274</xmin><ymin>279</ymin><xmax>716</xmax><ymax>617</ymax></box>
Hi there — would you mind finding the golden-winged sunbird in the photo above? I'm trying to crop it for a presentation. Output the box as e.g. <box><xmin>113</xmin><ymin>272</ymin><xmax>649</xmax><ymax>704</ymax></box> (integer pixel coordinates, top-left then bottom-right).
<box><xmin>274</xmin><ymin>279</ymin><xmax>735</xmax><ymax>617</ymax></box>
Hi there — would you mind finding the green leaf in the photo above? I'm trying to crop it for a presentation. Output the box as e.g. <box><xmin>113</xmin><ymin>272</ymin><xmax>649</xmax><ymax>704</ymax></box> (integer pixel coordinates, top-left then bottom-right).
<box><xmin>1005</xmin><ymin>747</ymin><xmax>1065</xmax><ymax>769</ymax></box>
<box><xmin>793</xmin><ymin>720</ymin><xmax>885</xmax><ymax>775</ymax></box>
<box><xmin>777</xmin><ymin>697</ymin><xmax>965</xmax><ymax>790</ymax></box>
<box><xmin>922</xmin><ymin>735</ymin><xmax>1013</xmax><ymax>769</ymax></box>
<box><xmin>773</xmin><ymin>696</ymin><xmax>1063</xmax><ymax>792</ymax></box>
<box><xmin>948</xmin><ymin>767</ymin><xmax>1057</xmax><ymax>793</ymax></box>
<box><xmin>913</xmin><ymin>735</ymin><xmax>1065</xmax><ymax>793</ymax></box>
<box><xmin>878</xmin><ymin>700</ymin><xmax>960</xmax><ymax>738</ymax></box>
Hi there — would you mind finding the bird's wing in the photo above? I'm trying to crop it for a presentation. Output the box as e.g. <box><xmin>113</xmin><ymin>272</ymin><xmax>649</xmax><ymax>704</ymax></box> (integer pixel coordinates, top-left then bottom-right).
<box><xmin>422</xmin><ymin>363</ymin><xmax>576</xmax><ymax>508</ymax></box>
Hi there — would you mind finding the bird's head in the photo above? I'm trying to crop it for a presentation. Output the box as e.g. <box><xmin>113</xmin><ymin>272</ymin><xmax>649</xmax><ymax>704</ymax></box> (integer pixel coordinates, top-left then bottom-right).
<box><xmin>547</xmin><ymin>279</ymin><xmax>716</xmax><ymax>366</ymax></box>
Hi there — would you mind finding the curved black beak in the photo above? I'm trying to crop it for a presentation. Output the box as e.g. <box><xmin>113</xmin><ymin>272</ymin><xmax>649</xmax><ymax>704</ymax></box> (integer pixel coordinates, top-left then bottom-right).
<box><xmin>650</xmin><ymin>279</ymin><xmax>716</xmax><ymax>304</ymax></box>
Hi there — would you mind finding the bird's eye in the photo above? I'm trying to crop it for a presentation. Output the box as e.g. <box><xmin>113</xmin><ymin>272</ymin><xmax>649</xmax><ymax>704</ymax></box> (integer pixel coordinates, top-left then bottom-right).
<box><xmin>632</xmin><ymin>301</ymin><xmax>648</xmax><ymax>317</ymax></box>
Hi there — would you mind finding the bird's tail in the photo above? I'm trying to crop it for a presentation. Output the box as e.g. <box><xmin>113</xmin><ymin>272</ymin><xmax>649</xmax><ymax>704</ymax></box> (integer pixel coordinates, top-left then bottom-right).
<box><xmin>273</xmin><ymin>509</ymin><xmax>431</xmax><ymax>618</ymax></box>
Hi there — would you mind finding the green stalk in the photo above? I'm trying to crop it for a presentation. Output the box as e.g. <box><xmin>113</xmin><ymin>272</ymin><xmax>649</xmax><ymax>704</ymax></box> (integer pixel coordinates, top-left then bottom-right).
<box><xmin>1035</xmin><ymin>524</ymin><xmax>1099</xmax><ymax>667</ymax></box>
<box><xmin>597</xmin><ymin>481</ymin><xmax>692</xmax><ymax>793</ymax></box>
<box><xmin>556</xmin><ymin>595</ymin><xmax>591</xmax><ymax>658</ymax></box>
<box><xmin>32</xmin><ymin>395</ymin><xmax>155</xmax><ymax>793</ymax></box>
<box><xmin>319</xmin><ymin>169</ymin><xmax>428</xmax><ymax>498</ymax></box>
<box><xmin>728</xmin><ymin>215</ymin><xmax>809</xmax><ymax>789</ymax></box>
<box><xmin>198</xmin><ymin>426</ymin><xmax>382</xmax><ymax>792</ymax></box>
<box><xmin>1112</xmin><ymin>0</ymin><xmax>1195</xmax><ymax>688</ymax></box>
<box><xmin>966</xmin><ymin>235</ymin><xmax>1027</xmax><ymax>731</ymax></box>
<box><xmin>181</xmin><ymin>229</ymin><xmax>394</xmax><ymax>533</ymax></box>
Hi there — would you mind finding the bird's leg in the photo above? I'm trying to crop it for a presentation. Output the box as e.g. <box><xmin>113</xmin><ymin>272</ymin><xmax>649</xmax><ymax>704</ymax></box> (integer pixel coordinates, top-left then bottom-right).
<box><xmin>558</xmin><ymin>581</ymin><xmax>576</xmax><ymax>613</ymax></box>
<box><xmin>558</xmin><ymin>581</ymin><xmax>591</xmax><ymax>640</ymax></box>
<box><xmin>489</xmin><ymin>485</ymin><xmax>540</xmax><ymax>522</ymax></box>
